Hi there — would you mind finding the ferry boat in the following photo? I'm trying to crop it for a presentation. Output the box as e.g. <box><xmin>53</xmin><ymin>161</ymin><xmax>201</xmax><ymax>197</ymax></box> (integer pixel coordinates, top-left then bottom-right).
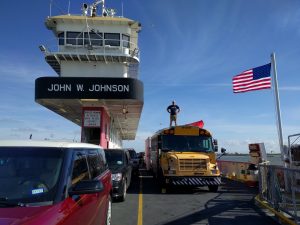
<box><xmin>217</xmin><ymin>143</ymin><xmax>268</xmax><ymax>187</ymax></box>
<box><xmin>35</xmin><ymin>0</ymin><xmax>143</xmax><ymax>148</ymax></box>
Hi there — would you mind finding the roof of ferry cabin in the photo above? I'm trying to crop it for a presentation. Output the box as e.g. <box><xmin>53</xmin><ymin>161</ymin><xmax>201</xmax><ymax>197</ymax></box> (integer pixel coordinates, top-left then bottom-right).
<box><xmin>45</xmin><ymin>15</ymin><xmax>141</xmax><ymax>33</ymax></box>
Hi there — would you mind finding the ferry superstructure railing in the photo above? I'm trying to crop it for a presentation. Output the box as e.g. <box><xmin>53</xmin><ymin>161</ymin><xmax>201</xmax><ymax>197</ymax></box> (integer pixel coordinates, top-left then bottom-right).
<box><xmin>43</xmin><ymin>37</ymin><xmax>140</xmax><ymax>58</ymax></box>
<box><xmin>40</xmin><ymin>37</ymin><xmax>140</xmax><ymax>78</ymax></box>
<box><xmin>258</xmin><ymin>164</ymin><xmax>300</xmax><ymax>224</ymax></box>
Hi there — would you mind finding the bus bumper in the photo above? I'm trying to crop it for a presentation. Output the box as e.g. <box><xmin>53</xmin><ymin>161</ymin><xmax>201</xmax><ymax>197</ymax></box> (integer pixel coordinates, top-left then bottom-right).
<box><xmin>165</xmin><ymin>176</ymin><xmax>221</xmax><ymax>186</ymax></box>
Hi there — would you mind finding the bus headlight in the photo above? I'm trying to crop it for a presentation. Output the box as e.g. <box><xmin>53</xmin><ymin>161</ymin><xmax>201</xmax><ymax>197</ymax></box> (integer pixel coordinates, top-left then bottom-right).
<box><xmin>211</xmin><ymin>169</ymin><xmax>219</xmax><ymax>175</ymax></box>
<box><xmin>168</xmin><ymin>158</ymin><xmax>177</xmax><ymax>170</ymax></box>
<box><xmin>209</xmin><ymin>164</ymin><xmax>219</xmax><ymax>175</ymax></box>
<box><xmin>167</xmin><ymin>156</ymin><xmax>177</xmax><ymax>175</ymax></box>
<box><xmin>168</xmin><ymin>170</ymin><xmax>176</xmax><ymax>175</ymax></box>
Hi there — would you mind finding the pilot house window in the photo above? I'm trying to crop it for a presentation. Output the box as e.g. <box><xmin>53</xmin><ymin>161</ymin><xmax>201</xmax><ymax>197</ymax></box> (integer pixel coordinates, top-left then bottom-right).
<box><xmin>84</xmin><ymin>32</ymin><xmax>103</xmax><ymax>46</ymax></box>
<box><xmin>66</xmin><ymin>32</ymin><xmax>83</xmax><ymax>45</ymax></box>
<box><xmin>122</xmin><ymin>34</ymin><xmax>130</xmax><ymax>48</ymax></box>
<box><xmin>64</xmin><ymin>31</ymin><xmax>124</xmax><ymax>47</ymax></box>
<box><xmin>104</xmin><ymin>33</ymin><xmax>120</xmax><ymax>46</ymax></box>
<box><xmin>58</xmin><ymin>32</ymin><xmax>65</xmax><ymax>45</ymax></box>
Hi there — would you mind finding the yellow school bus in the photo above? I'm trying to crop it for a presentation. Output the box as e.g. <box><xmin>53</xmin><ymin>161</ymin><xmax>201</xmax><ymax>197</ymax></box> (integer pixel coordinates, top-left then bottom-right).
<box><xmin>150</xmin><ymin>125</ymin><xmax>221</xmax><ymax>192</ymax></box>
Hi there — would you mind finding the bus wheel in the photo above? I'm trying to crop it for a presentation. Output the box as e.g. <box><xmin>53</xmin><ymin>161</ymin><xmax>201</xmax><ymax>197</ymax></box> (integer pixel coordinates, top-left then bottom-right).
<box><xmin>208</xmin><ymin>185</ymin><xmax>219</xmax><ymax>192</ymax></box>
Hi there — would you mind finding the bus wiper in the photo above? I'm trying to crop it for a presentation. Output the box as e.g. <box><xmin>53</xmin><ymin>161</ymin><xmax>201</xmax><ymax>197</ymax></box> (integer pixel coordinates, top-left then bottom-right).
<box><xmin>0</xmin><ymin>197</ymin><xmax>26</xmax><ymax>207</ymax></box>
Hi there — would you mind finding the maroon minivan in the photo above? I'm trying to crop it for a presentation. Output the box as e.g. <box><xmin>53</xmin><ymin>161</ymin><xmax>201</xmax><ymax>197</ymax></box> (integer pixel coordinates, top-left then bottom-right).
<box><xmin>0</xmin><ymin>140</ymin><xmax>112</xmax><ymax>225</ymax></box>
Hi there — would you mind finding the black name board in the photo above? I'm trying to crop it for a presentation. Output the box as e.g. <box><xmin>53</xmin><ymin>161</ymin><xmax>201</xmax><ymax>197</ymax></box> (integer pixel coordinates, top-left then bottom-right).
<box><xmin>35</xmin><ymin>77</ymin><xmax>143</xmax><ymax>101</ymax></box>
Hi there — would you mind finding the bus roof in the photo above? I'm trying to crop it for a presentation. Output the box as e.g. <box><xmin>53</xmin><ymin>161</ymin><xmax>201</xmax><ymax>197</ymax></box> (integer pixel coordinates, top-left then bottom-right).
<box><xmin>153</xmin><ymin>125</ymin><xmax>212</xmax><ymax>137</ymax></box>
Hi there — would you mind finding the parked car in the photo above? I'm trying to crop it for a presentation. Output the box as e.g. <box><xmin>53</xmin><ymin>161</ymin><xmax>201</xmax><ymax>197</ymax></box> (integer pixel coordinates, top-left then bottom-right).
<box><xmin>0</xmin><ymin>140</ymin><xmax>112</xmax><ymax>225</ymax></box>
<box><xmin>104</xmin><ymin>149</ymin><xmax>132</xmax><ymax>201</ymax></box>
<box><xmin>127</xmin><ymin>148</ymin><xmax>139</xmax><ymax>175</ymax></box>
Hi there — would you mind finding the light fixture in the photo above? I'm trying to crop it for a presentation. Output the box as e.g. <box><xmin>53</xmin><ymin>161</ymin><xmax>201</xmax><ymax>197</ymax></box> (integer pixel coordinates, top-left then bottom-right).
<box><xmin>122</xmin><ymin>105</ymin><xmax>128</xmax><ymax>114</ymax></box>
<box><xmin>39</xmin><ymin>45</ymin><xmax>46</xmax><ymax>52</ymax></box>
<box><xmin>122</xmin><ymin>105</ymin><xmax>128</xmax><ymax>119</ymax></box>
<box><xmin>122</xmin><ymin>108</ymin><xmax>128</xmax><ymax>114</ymax></box>
<box><xmin>60</xmin><ymin>108</ymin><xmax>67</xmax><ymax>113</ymax></box>
<box><xmin>81</xmin><ymin>99</ymin><xmax>98</xmax><ymax>102</ymax></box>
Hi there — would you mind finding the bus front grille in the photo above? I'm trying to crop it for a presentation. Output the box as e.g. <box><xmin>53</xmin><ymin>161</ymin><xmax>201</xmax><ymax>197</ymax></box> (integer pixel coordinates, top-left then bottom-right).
<box><xmin>179</xmin><ymin>159</ymin><xmax>207</xmax><ymax>171</ymax></box>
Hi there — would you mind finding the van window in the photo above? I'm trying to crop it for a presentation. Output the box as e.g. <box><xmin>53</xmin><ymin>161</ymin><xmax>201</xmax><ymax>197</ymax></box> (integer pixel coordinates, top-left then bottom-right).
<box><xmin>87</xmin><ymin>150</ymin><xmax>102</xmax><ymax>178</ymax></box>
<box><xmin>71</xmin><ymin>152</ymin><xmax>90</xmax><ymax>185</ymax></box>
<box><xmin>97</xmin><ymin>149</ymin><xmax>107</xmax><ymax>172</ymax></box>
<box><xmin>0</xmin><ymin>147</ymin><xmax>63</xmax><ymax>203</ymax></box>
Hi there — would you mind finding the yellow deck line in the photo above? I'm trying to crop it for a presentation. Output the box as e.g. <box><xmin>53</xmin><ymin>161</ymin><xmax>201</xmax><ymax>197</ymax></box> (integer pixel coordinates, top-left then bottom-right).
<box><xmin>137</xmin><ymin>176</ymin><xmax>143</xmax><ymax>225</ymax></box>
<box><xmin>255</xmin><ymin>195</ymin><xmax>297</xmax><ymax>225</ymax></box>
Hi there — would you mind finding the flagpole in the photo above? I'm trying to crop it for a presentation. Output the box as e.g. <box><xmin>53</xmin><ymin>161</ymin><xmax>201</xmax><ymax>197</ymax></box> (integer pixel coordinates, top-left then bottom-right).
<box><xmin>271</xmin><ymin>52</ymin><xmax>285</xmax><ymax>163</ymax></box>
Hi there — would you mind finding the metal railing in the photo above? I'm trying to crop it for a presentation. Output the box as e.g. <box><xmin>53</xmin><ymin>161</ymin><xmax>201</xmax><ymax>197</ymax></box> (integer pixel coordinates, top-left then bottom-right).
<box><xmin>41</xmin><ymin>37</ymin><xmax>140</xmax><ymax>59</ymax></box>
<box><xmin>289</xmin><ymin>133</ymin><xmax>300</xmax><ymax>168</ymax></box>
<box><xmin>258</xmin><ymin>164</ymin><xmax>300</xmax><ymax>224</ymax></box>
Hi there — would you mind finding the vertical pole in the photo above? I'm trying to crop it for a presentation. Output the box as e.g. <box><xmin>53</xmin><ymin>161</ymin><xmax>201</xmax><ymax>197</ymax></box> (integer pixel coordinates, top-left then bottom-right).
<box><xmin>68</xmin><ymin>0</ymin><xmax>71</xmax><ymax>15</ymax></box>
<box><xmin>102</xmin><ymin>0</ymin><xmax>105</xmax><ymax>16</ymax></box>
<box><xmin>271</xmin><ymin>53</ymin><xmax>285</xmax><ymax>164</ymax></box>
<box><xmin>50</xmin><ymin>0</ymin><xmax>52</xmax><ymax>17</ymax></box>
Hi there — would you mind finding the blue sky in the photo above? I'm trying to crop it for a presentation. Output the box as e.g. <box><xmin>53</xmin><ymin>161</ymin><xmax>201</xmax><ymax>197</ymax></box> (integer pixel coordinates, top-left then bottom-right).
<box><xmin>0</xmin><ymin>0</ymin><xmax>300</xmax><ymax>153</ymax></box>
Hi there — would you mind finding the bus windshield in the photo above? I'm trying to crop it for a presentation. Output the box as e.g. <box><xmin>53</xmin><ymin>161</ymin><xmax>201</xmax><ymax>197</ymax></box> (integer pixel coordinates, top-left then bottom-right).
<box><xmin>161</xmin><ymin>135</ymin><xmax>214</xmax><ymax>152</ymax></box>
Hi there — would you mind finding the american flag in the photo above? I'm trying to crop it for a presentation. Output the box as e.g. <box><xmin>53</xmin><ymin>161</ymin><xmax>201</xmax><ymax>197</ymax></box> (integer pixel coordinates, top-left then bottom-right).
<box><xmin>232</xmin><ymin>63</ymin><xmax>272</xmax><ymax>93</ymax></box>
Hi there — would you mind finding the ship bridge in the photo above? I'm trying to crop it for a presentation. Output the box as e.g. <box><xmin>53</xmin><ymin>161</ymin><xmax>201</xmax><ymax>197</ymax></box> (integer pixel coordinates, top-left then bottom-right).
<box><xmin>42</xmin><ymin>15</ymin><xmax>141</xmax><ymax>77</ymax></box>
<box><xmin>35</xmin><ymin>1</ymin><xmax>143</xmax><ymax>148</ymax></box>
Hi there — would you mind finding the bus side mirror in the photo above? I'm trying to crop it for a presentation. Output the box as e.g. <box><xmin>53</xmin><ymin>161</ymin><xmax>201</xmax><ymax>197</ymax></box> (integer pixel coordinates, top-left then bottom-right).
<box><xmin>217</xmin><ymin>148</ymin><xmax>227</xmax><ymax>160</ymax></box>
<box><xmin>213</xmin><ymin>139</ymin><xmax>218</xmax><ymax>152</ymax></box>
<box><xmin>221</xmin><ymin>148</ymin><xmax>226</xmax><ymax>154</ymax></box>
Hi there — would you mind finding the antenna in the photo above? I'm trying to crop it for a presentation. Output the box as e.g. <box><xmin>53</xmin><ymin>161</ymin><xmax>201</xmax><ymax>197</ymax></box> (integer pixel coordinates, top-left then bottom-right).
<box><xmin>82</xmin><ymin>0</ymin><xmax>106</xmax><ymax>17</ymax></box>
<box><xmin>102</xmin><ymin>0</ymin><xmax>105</xmax><ymax>16</ymax></box>
<box><xmin>81</xmin><ymin>0</ymin><xmax>116</xmax><ymax>17</ymax></box>
<box><xmin>121</xmin><ymin>2</ymin><xmax>123</xmax><ymax>17</ymax></box>
<box><xmin>82</xmin><ymin>3</ymin><xmax>88</xmax><ymax>16</ymax></box>
<box><xmin>93</xmin><ymin>0</ymin><xmax>105</xmax><ymax>16</ymax></box>
<box><xmin>49</xmin><ymin>0</ymin><xmax>53</xmax><ymax>16</ymax></box>
<box><xmin>68</xmin><ymin>0</ymin><xmax>71</xmax><ymax>15</ymax></box>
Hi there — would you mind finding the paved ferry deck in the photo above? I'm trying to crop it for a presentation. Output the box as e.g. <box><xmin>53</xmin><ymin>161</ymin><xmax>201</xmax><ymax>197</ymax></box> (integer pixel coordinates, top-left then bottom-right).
<box><xmin>112</xmin><ymin>169</ymin><xmax>279</xmax><ymax>225</ymax></box>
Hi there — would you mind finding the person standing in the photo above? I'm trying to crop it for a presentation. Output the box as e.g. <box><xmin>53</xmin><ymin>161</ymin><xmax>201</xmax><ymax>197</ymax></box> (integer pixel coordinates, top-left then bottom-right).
<box><xmin>167</xmin><ymin>100</ymin><xmax>180</xmax><ymax>127</ymax></box>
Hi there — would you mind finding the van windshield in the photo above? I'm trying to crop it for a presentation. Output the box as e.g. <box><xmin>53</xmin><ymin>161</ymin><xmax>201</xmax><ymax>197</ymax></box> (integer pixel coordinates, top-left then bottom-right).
<box><xmin>0</xmin><ymin>147</ymin><xmax>64</xmax><ymax>206</ymax></box>
<box><xmin>161</xmin><ymin>135</ymin><xmax>214</xmax><ymax>152</ymax></box>
<box><xmin>105</xmin><ymin>150</ymin><xmax>124</xmax><ymax>166</ymax></box>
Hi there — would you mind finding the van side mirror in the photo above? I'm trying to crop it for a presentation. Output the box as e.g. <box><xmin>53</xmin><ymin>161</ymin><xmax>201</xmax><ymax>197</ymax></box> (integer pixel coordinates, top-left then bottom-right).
<box><xmin>69</xmin><ymin>180</ymin><xmax>104</xmax><ymax>196</ymax></box>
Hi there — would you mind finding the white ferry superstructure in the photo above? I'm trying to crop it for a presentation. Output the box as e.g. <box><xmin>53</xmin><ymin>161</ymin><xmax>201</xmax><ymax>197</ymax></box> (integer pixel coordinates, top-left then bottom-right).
<box><xmin>35</xmin><ymin>0</ymin><xmax>143</xmax><ymax>148</ymax></box>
